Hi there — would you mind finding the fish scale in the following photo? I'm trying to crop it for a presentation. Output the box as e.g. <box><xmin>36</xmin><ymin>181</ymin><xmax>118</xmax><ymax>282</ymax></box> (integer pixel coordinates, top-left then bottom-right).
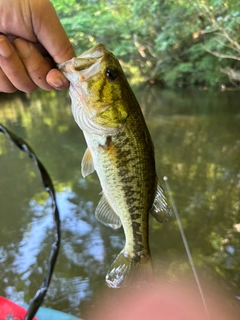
<box><xmin>85</xmin><ymin>113</ymin><xmax>156</xmax><ymax>278</ymax></box>
<box><xmin>58</xmin><ymin>43</ymin><xmax>171</xmax><ymax>288</ymax></box>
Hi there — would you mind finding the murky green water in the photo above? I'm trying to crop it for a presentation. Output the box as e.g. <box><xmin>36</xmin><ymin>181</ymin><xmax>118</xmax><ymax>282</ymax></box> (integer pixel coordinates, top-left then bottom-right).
<box><xmin>0</xmin><ymin>88</ymin><xmax>240</xmax><ymax>318</ymax></box>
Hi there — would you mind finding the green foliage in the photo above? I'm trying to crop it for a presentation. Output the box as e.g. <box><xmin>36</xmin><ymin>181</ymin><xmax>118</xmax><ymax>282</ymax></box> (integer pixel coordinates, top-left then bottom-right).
<box><xmin>51</xmin><ymin>0</ymin><xmax>240</xmax><ymax>88</ymax></box>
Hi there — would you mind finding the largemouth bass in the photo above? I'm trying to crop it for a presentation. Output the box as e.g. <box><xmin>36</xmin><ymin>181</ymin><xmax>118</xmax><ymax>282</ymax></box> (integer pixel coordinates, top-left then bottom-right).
<box><xmin>58</xmin><ymin>44</ymin><xmax>171</xmax><ymax>288</ymax></box>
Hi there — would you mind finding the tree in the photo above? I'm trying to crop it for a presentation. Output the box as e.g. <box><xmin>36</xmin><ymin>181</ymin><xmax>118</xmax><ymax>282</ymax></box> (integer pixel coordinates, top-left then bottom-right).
<box><xmin>190</xmin><ymin>0</ymin><xmax>240</xmax><ymax>87</ymax></box>
<box><xmin>51</xmin><ymin>0</ymin><xmax>240</xmax><ymax>88</ymax></box>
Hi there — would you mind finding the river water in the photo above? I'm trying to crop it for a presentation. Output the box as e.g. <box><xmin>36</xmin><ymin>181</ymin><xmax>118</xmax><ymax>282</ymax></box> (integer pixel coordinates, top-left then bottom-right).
<box><xmin>0</xmin><ymin>87</ymin><xmax>240</xmax><ymax>319</ymax></box>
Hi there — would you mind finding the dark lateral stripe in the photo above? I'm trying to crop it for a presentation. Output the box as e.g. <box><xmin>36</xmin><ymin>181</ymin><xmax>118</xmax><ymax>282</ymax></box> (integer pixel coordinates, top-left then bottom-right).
<box><xmin>131</xmin><ymin>213</ymin><xmax>140</xmax><ymax>220</ymax></box>
<box><xmin>107</xmin><ymin>115</ymin><xmax>154</xmax><ymax>263</ymax></box>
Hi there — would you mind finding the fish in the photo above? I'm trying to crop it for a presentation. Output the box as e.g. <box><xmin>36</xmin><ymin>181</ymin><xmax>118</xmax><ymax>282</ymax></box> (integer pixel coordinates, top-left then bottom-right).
<box><xmin>58</xmin><ymin>43</ymin><xmax>171</xmax><ymax>288</ymax></box>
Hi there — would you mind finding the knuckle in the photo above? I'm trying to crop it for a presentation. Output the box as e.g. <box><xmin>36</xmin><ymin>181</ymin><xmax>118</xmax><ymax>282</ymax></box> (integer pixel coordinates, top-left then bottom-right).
<box><xmin>27</xmin><ymin>59</ymin><xmax>51</xmax><ymax>82</ymax></box>
<box><xmin>28</xmin><ymin>61</ymin><xmax>44</xmax><ymax>75</ymax></box>
<box><xmin>7</xmin><ymin>87</ymin><xmax>17</xmax><ymax>93</ymax></box>
<box><xmin>0</xmin><ymin>68</ymin><xmax>16</xmax><ymax>92</ymax></box>
<box><xmin>0</xmin><ymin>67</ymin><xmax>37</xmax><ymax>93</ymax></box>
<box><xmin>0</xmin><ymin>82</ymin><xmax>17</xmax><ymax>93</ymax></box>
<box><xmin>24</xmin><ymin>85</ymin><xmax>38</xmax><ymax>93</ymax></box>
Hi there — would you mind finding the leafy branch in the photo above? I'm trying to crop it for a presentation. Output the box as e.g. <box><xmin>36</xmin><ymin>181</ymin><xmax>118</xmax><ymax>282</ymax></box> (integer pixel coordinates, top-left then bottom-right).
<box><xmin>191</xmin><ymin>0</ymin><xmax>240</xmax><ymax>84</ymax></box>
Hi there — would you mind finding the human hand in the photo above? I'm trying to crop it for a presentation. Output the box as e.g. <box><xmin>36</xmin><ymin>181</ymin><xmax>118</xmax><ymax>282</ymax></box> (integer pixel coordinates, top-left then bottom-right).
<box><xmin>89</xmin><ymin>279</ymin><xmax>239</xmax><ymax>320</ymax></box>
<box><xmin>0</xmin><ymin>0</ymin><xmax>76</xmax><ymax>93</ymax></box>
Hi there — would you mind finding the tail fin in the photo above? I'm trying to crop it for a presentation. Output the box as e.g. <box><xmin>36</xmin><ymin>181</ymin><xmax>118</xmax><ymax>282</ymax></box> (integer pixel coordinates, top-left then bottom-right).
<box><xmin>105</xmin><ymin>249</ymin><xmax>154</xmax><ymax>288</ymax></box>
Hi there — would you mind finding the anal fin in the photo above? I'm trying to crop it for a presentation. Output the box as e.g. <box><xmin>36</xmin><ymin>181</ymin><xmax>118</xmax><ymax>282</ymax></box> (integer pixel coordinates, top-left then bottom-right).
<box><xmin>150</xmin><ymin>182</ymin><xmax>171</xmax><ymax>223</ymax></box>
<box><xmin>81</xmin><ymin>148</ymin><xmax>95</xmax><ymax>178</ymax></box>
<box><xmin>95</xmin><ymin>194</ymin><xmax>122</xmax><ymax>229</ymax></box>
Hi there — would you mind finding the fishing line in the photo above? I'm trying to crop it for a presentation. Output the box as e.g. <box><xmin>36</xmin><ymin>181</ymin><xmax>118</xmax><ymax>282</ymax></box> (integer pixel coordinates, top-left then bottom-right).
<box><xmin>163</xmin><ymin>176</ymin><xmax>210</xmax><ymax>320</ymax></box>
<box><xmin>0</xmin><ymin>124</ymin><xmax>61</xmax><ymax>320</ymax></box>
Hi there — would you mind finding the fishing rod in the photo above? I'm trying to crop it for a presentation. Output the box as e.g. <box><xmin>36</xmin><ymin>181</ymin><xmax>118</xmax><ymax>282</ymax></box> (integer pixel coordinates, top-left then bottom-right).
<box><xmin>0</xmin><ymin>124</ymin><xmax>61</xmax><ymax>320</ymax></box>
<box><xmin>163</xmin><ymin>176</ymin><xmax>210</xmax><ymax>320</ymax></box>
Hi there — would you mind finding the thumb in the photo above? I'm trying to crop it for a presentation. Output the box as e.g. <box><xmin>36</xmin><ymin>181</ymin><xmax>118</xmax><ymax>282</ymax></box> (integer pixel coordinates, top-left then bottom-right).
<box><xmin>30</xmin><ymin>0</ymin><xmax>76</xmax><ymax>63</ymax></box>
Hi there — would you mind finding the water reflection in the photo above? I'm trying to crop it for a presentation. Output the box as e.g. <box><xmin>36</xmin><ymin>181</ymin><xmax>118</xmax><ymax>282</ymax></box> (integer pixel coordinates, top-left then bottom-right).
<box><xmin>0</xmin><ymin>88</ymin><xmax>240</xmax><ymax>318</ymax></box>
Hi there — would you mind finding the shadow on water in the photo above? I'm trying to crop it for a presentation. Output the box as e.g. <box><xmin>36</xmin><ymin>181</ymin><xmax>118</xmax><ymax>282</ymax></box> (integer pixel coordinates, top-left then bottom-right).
<box><xmin>0</xmin><ymin>88</ymin><xmax>240</xmax><ymax>318</ymax></box>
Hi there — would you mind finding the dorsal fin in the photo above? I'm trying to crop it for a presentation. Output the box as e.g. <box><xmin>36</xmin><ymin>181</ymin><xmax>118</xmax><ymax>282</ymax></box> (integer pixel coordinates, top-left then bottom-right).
<box><xmin>150</xmin><ymin>182</ymin><xmax>171</xmax><ymax>223</ymax></box>
<box><xmin>95</xmin><ymin>193</ymin><xmax>122</xmax><ymax>229</ymax></box>
<box><xmin>81</xmin><ymin>148</ymin><xmax>95</xmax><ymax>178</ymax></box>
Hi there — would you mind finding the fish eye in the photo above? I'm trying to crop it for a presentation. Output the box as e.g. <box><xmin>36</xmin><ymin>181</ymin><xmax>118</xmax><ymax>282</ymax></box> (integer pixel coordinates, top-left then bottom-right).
<box><xmin>105</xmin><ymin>67</ymin><xmax>118</xmax><ymax>81</ymax></box>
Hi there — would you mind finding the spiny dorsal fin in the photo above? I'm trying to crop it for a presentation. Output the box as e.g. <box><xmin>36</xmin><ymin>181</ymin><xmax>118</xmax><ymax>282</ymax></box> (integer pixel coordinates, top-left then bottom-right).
<box><xmin>95</xmin><ymin>194</ymin><xmax>122</xmax><ymax>229</ymax></box>
<box><xmin>150</xmin><ymin>182</ymin><xmax>171</xmax><ymax>223</ymax></box>
<box><xmin>81</xmin><ymin>148</ymin><xmax>95</xmax><ymax>178</ymax></box>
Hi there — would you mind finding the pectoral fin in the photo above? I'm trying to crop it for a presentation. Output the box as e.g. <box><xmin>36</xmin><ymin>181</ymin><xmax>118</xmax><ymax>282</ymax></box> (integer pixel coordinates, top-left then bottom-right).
<box><xmin>95</xmin><ymin>194</ymin><xmax>122</xmax><ymax>229</ymax></box>
<box><xmin>150</xmin><ymin>182</ymin><xmax>171</xmax><ymax>223</ymax></box>
<box><xmin>81</xmin><ymin>148</ymin><xmax>95</xmax><ymax>178</ymax></box>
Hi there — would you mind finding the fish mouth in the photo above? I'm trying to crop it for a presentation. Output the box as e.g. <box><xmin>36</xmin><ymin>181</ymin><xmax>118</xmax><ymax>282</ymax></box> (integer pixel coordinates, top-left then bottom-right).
<box><xmin>58</xmin><ymin>43</ymin><xmax>105</xmax><ymax>75</ymax></box>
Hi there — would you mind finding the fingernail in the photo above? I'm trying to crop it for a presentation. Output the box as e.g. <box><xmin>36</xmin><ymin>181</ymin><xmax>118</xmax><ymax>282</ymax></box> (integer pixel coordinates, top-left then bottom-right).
<box><xmin>0</xmin><ymin>37</ymin><xmax>12</xmax><ymax>58</ymax></box>
<box><xmin>49</xmin><ymin>77</ymin><xmax>65</xmax><ymax>89</ymax></box>
<box><xmin>14</xmin><ymin>39</ymin><xmax>31</xmax><ymax>58</ymax></box>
